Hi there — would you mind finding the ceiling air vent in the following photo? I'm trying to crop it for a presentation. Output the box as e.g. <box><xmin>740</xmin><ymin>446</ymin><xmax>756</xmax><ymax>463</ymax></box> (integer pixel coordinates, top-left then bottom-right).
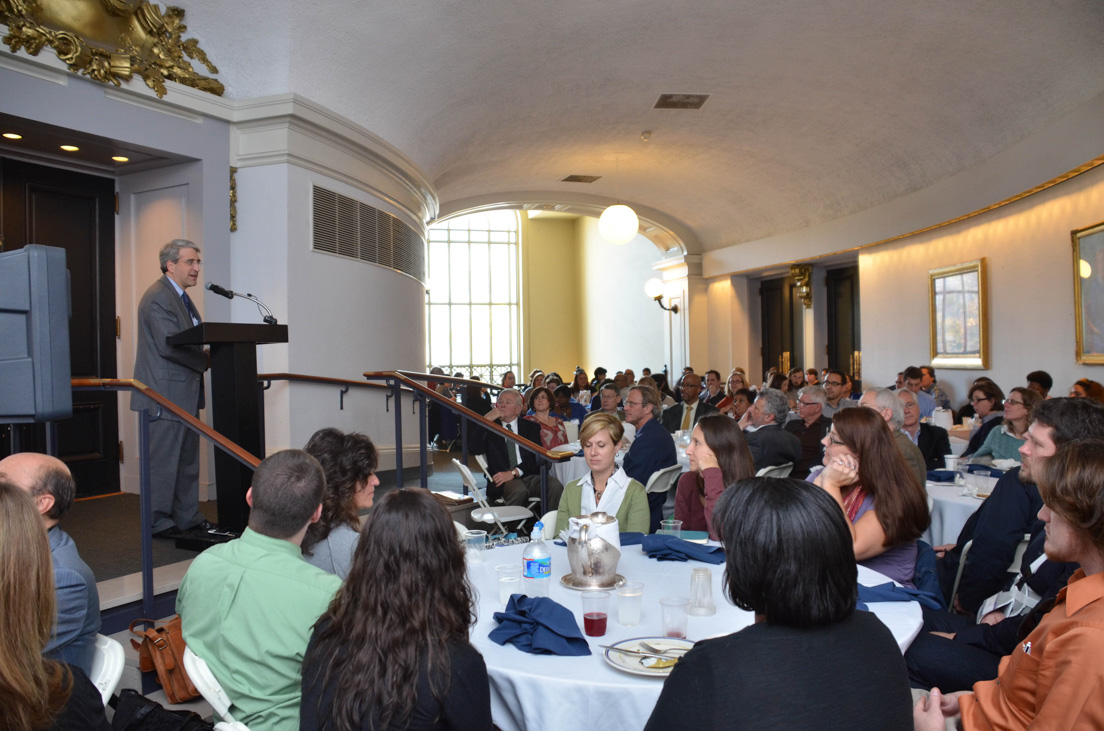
<box><xmin>561</xmin><ymin>175</ymin><xmax>601</xmax><ymax>183</ymax></box>
<box><xmin>312</xmin><ymin>185</ymin><xmax>425</xmax><ymax>283</ymax></box>
<box><xmin>654</xmin><ymin>93</ymin><xmax>710</xmax><ymax>110</ymax></box>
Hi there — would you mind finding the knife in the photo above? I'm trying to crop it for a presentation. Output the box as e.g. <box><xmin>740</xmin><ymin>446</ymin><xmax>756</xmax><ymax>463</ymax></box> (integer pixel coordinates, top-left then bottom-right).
<box><xmin>598</xmin><ymin>645</ymin><xmax>686</xmax><ymax>659</ymax></box>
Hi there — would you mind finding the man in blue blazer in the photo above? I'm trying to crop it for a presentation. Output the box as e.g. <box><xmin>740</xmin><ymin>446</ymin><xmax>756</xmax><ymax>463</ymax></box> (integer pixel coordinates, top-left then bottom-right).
<box><xmin>0</xmin><ymin>453</ymin><xmax>100</xmax><ymax>675</ymax></box>
<box><xmin>131</xmin><ymin>240</ymin><xmax>212</xmax><ymax>538</ymax></box>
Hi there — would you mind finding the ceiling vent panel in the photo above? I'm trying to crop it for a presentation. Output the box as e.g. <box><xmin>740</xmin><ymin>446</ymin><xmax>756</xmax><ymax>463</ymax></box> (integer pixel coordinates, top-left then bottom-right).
<box><xmin>654</xmin><ymin>93</ymin><xmax>710</xmax><ymax>110</ymax></box>
<box><xmin>311</xmin><ymin>185</ymin><xmax>425</xmax><ymax>283</ymax></box>
<box><xmin>561</xmin><ymin>175</ymin><xmax>601</xmax><ymax>183</ymax></box>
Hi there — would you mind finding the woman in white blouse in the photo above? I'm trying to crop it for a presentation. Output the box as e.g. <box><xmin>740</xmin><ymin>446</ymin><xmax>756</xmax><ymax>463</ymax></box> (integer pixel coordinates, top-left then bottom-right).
<box><xmin>555</xmin><ymin>413</ymin><xmax>650</xmax><ymax>533</ymax></box>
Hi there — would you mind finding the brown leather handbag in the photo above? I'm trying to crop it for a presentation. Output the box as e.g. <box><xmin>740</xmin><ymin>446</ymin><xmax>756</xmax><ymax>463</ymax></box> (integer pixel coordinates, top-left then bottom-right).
<box><xmin>129</xmin><ymin>616</ymin><xmax>200</xmax><ymax>704</ymax></box>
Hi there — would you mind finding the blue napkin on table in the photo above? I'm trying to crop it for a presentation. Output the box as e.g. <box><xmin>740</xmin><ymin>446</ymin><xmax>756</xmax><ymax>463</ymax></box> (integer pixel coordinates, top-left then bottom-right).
<box><xmin>619</xmin><ymin>532</ymin><xmax>645</xmax><ymax>546</ymax></box>
<box><xmin>927</xmin><ymin>469</ymin><xmax>955</xmax><ymax>482</ymax></box>
<box><xmin>489</xmin><ymin>594</ymin><xmax>591</xmax><ymax>656</ymax></box>
<box><xmin>640</xmin><ymin>534</ymin><xmax>725</xmax><ymax>564</ymax></box>
<box><xmin>856</xmin><ymin>582</ymin><xmax>944</xmax><ymax>611</ymax></box>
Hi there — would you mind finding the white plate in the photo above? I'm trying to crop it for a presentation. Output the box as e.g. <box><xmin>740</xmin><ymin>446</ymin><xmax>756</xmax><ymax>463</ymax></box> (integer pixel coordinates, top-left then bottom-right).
<box><xmin>602</xmin><ymin>637</ymin><xmax>694</xmax><ymax>677</ymax></box>
<box><xmin>551</xmin><ymin>443</ymin><xmax>580</xmax><ymax>453</ymax></box>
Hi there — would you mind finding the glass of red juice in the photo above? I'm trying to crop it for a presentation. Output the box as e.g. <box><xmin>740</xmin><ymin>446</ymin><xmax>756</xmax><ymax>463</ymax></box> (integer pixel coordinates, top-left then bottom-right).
<box><xmin>581</xmin><ymin>591</ymin><xmax>610</xmax><ymax>637</ymax></box>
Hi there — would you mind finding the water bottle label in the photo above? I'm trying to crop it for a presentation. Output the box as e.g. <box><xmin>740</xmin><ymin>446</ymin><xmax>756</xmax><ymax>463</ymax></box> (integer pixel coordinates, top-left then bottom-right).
<box><xmin>523</xmin><ymin>556</ymin><xmax>551</xmax><ymax>579</ymax></box>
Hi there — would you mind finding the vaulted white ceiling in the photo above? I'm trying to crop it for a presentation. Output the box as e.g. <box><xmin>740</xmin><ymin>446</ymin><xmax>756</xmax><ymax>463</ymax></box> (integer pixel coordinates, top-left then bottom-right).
<box><xmin>186</xmin><ymin>0</ymin><xmax>1104</xmax><ymax>252</ymax></box>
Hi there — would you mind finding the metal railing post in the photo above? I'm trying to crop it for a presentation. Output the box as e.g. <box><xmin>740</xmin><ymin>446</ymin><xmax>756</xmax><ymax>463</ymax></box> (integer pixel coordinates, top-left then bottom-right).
<box><xmin>138</xmin><ymin>409</ymin><xmax>155</xmax><ymax>619</ymax></box>
<box><xmin>391</xmin><ymin>379</ymin><xmax>403</xmax><ymax>489</ymax></box>
<box><xmin>539</xmin><ymin>459</ymin><xmax>549</xmax><ymax>517</ymax></box>
<box><xmin>417</xmin><ymin>392</ymin><xmax>429</xmax><ymax>488</ymax></box>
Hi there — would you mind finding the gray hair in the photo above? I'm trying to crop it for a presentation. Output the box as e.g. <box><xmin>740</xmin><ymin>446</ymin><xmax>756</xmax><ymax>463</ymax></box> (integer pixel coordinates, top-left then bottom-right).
<box><xmin>630</xmin><ymin>385</ymin><xmax>662</xmax><ymax>419</ymax></box>
<box><xmin>496</xmin><ymin>388</ymin><xmax>524</xmax><ymax>407</ymax></box>
<box><xmin>159</xmin><ymin>239</ymin><xmax>200</xmax><ymax>273</ymax></box>
<box><xmin>868</xmin><ymin>388</ymin><xmax>904</xmax><ymax>430</ymax></box>
<box><xmin>756</xmin><ymin>388</ymin><xmax>792</xmax><ymax>425</ymax></box>
<box><xmin>798</xmin><ymin>385</ymin><xmax>827</xmax><ymax>406</ymax></box>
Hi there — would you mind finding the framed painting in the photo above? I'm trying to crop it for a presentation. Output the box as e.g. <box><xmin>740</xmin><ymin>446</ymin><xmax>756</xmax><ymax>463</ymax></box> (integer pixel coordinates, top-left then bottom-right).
<box><xmin>929</xmin><ymin>259</ymin><xmax>988</xmax><ymax>369</ymax></box>
<box><xmin>1073</xmin><ymin>220</ymin><xmax>1104</xmax><ymax>364</ymax></box>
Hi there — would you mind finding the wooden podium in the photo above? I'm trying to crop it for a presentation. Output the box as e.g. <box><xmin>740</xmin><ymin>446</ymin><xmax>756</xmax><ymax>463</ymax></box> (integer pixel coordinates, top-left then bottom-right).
<box><xmin>168</xmin><ymin>322</ymin><xmax>288</xmax><ymax>532</ymax></box>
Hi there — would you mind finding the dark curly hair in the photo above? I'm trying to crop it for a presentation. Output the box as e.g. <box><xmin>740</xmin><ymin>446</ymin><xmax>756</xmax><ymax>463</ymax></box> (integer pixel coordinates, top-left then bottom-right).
<box><xmin>302</xmin><ymin>428</ymin><xmax>378</xmax><ymax>555</ymax></box>
<box><xmin>302</xmin><ymin>488</ymin><xmax>476</xmax><ymax>731</ymax></box>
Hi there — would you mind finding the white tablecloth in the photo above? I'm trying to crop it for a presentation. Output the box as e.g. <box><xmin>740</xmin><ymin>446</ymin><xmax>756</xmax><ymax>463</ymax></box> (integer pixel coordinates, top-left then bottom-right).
<box><xmin>467</xmin><ymin>541</ymin><xmax>923</xmax><ymax>731</ymax></box>
<box><xmin>923</xmin><ymin>478</ymin><xmax>995</xmax><ymax>546</ymax></box>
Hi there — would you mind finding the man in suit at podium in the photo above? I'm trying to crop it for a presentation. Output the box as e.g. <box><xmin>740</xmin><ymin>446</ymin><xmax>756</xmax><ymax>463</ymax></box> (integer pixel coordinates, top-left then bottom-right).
<box><xmin>131</xmin><ymin>239</ymin><xmax>213</xmax><ymax>539</ymax></box>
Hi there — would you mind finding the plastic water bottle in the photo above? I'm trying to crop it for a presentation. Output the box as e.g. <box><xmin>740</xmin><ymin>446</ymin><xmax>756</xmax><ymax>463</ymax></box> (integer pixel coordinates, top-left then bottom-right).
<box><xmin>522</xmin><ymin>522</ymin><xmax>552</xmax><ymax>597</ymax></box>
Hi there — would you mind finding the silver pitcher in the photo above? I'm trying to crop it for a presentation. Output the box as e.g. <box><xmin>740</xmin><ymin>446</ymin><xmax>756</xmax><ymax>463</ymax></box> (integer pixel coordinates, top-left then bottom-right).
<box><xmin>567</xmin><ymin>512</ymin><xmax>621</xmax><ymax>588</ymax></box>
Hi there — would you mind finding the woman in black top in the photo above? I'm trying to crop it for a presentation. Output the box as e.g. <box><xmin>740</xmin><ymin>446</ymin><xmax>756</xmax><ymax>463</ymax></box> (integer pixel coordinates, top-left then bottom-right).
<box><xmin>646</xmin><ymin>477</ymin><xmax>913</xmax><ymax>730</ymax></box>
<box><xmin>300</xmin><ymin>488</ymin><xmax>492</xmax><ymax>731</ymax></box>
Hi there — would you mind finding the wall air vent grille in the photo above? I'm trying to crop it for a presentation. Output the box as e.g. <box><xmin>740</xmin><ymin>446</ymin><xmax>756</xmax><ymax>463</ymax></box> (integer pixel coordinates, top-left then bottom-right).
<box><xmin>561</xmin><ymin>174</ymin><xmax>601</xmax><ymax>183</ymax></box>
<box><xmin>312</xmin><ymin>185</ymin><xmax>425</xmax><ymax>283</ymax></box>
<box><xmin>654</xmin><ymin>93</ymin><xmax>710</xmax><ymax>109</ymax></box>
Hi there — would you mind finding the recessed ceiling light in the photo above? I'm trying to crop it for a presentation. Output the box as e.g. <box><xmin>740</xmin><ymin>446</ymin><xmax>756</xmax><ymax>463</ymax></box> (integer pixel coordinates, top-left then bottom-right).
<box><xmin>2</xmin><ymin>132</ymin><xmax>22</xmax><ymax>140</ymax></box>
<box><xmin>112</xmin><ymin>156</ymin><xmax>130</xmax><ymax>162</ymax></box>
<box><xmin>60</xmin><ymin>145</ymin><xmax>79</xmax><ymax>152</ymax></box>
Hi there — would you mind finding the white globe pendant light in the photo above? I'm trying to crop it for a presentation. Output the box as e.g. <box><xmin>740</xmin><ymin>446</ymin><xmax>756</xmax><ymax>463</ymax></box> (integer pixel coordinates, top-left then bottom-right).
<box><xmin>599</xmin><ymin>204</ymin><xmax>639</xmax><ymax>245</ymax></box>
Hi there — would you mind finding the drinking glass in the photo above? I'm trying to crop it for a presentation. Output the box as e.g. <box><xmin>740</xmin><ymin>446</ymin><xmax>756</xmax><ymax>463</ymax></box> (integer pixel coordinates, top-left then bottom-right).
<box><xmin>660</xmin><ymin>596</ymin><xmax>690</xmax><ymax>639</ymax></box>
<box><xmin>581</xmin><ymin>591</ymin><xmax>610</xmax><ymax>637</ymax></box>
<box><xmin>495</xmin><ymin>563</ymin><xmax>522</xmax><ymax>605</ymax></box>
<box><xmin>464</xmin><ymin>530</ymin><xmax>487</xmax><ymax>564</ymax></box>
<box><xmin>616</xmin><ymin>581</ymin><xmax>644</xmax><ymax>627</ymax></box>
<box><xmin>688</xmin><ymin>568</ymin><xmax>716</xmax><ymax>616</ymax></box>
<box><xmin>659</xmin><ymin>519</ymin><xmax>683</xmax><ymax>538</ymax></box>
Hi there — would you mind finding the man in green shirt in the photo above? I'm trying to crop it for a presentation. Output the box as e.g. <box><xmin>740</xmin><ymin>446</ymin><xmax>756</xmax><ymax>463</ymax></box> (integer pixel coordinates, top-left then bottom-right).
<box><xmin>177</xmin><ymin>450</ymin><xmax>341</xmax><ymax>730</ymax></box>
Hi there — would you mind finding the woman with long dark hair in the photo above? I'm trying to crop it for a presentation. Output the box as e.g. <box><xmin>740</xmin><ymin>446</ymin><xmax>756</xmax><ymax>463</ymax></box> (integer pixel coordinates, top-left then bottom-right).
<box><xmin>812</xmin><ymin>407</ymin><xmax>929</xmax><ymax>586</ymax></box>
<box><xmin>646</xmin><ymin>478</ymin><xmax>912</xmax><ymax>729</ymax></box>
<box><xmin>302</xmin><ymin>428</ymin><xmax>379</xmax><ymax>579</ymax></box>
<box><xmin>0</xmin><ymin>482</ymin><xmax>110</xmax><ymax>730</ymax></box>
<box><xmin>673</xmin><ymin>415</ymin><xmax>755</xmax><ymax>539</ymax></box>
<box><xmin>300</xmin><ymin>488</ymin><xmax>491</xmax><ymax>731</ymax></box>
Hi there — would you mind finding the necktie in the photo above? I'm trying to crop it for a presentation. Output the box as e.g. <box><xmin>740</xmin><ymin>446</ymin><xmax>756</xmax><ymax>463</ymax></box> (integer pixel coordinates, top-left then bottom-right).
<box><xmin>505</xmin><ymin>423</ymin><xmax>518</xmax><ymax>469</ymax></box>
<box><xmin>181</xmin><ymin>291</ymin><xmax>200</xmax><ymax>323</ymax></box>
<box><xmin>681</xmin><ymin>403</ymin><xmax>693</xmax><ymax>430</ymax></box>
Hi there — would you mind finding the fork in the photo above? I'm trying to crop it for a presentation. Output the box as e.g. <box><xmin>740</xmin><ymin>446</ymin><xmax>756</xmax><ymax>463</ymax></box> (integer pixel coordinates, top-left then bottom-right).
<box><xmin>639</xmin><ymin>641</ymin><xmax>689</xmax><ymax>655</ymax></box>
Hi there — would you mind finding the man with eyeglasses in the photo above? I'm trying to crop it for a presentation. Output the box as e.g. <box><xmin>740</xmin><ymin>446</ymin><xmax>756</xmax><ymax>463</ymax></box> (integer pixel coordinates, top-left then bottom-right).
<box><xmin>784</xmin><ymin>386</ymin><xmax>832</xmax><ymax>478</ymax></box>
<box><xmin>623</xmin><ymin>385</ymin><xmax>678</xmax><ymax>532</ymax></box>
<box><xmin>660</xmin><ymin>373</ymin><xmax>718</xmax><ymax>434</ymax></box>
<box><xmin>132</xmin><ymin>239</ymin><xmax>214</xmax><ymax>540</ymax></box>
<box><xmin>899</xmin><ymin>388</ymin><xmax>952</xmax><ymax>471</ymax></box>
<box><xmin>904</xmin><ymin>366</ymin><xmax>938</xmax><ymax>419</ymax></box>
<box><xmin>740</xmin><ymin>388</ymin><xmax>802</xmax><ymax>472</ymax></box>
<box><xmin>821</xmin><ymin>369</ymin><xmax>859</xmax><ymax>419</ymax></box>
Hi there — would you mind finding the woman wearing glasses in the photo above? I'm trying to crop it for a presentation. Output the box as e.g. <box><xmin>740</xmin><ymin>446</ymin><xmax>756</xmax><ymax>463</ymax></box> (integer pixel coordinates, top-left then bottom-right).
<box><xmin>970</xmin><ymin>387</ymin><xmax>1041</xmax><ymax>463</ymax></box>
<box><xmin>961</xmin><ymin>382</ymin><xmax>1006</xmax><ymax>459</ymax></box>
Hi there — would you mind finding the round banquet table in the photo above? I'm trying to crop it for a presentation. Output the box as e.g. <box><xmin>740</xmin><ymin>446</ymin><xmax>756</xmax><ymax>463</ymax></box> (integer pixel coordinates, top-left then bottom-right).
<box><xmin>923</xmin><ymin>476</ymin><xmax>997</xmax><ymax>546</ymax></box>
<box><xmin>467</xmin><ymin>541</ymin><xmax>923</xmax><ymax>731</ymax></box>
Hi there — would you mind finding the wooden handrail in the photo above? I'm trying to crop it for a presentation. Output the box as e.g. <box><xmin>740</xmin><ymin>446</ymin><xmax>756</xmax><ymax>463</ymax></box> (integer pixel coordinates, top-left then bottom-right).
<box><xmin>363</xmin><ymin>370</ymin><xmax>572</xmax><ymax>463</ymax></box>
<box><xmin>70</xmin><ymin>378</ymin><xmax>261</xmax><ymax>468</ymax></box>
<box><xmin>393</xmin><ymin>370</ymin><xmax>503</xmax><ymax>392</ymax></box>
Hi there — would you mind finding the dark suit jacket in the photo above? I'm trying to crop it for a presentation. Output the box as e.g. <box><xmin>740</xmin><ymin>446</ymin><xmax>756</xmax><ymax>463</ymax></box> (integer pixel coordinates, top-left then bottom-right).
<box><xmin>916</xmin><ymin>423</ymin><xmax>952</xmax><ymax>471</ymax></box>
<box><xmin>469</xmin><ymin>416</ymin><xmax>541</xmax><ymax>486</ymax></box>
<box><xmin>131</xmin><ymin>275</ymin><xmax>206</xmax><ymax>416</ymax></box>
<box><xmin>660</xmin><ymin>400</ymin><xmax>719</xmax><ymax>434</ymax></box>
<box><xmin>743</xmin><ymin>424</ymin><xmax>802</xmax><ymax>471</ymax></box>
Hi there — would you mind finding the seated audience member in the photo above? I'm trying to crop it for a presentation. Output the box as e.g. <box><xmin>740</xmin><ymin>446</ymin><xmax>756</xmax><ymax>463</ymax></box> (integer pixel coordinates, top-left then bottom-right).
<box><xmin>920</xmin><ymin>365</ymin><xmax>952</xmax><ymax>411</ymax></box>
<box><xmin>914</xmin><ymin>439</ymin><xmax>1104</xmax><ymax>730</ymax></box>
<box><xmin>556</xmin><ymin>413</ymin><xmax>649</xmax><ymax>534</ymax></box>
<box><xmin>971</xmin><ymin>387</ymin><xmax>1040</xmax><ymax>463</ymax></box>
<box><xmin>300</xmin><ymin>488</ymin><xmax>492</xmax><ymax>731</ymax></box>
<box><xmin>675</xmin><ymin>415</ymin><xmax>755</xmax><ymax>538</ymax></box>
<box><xmin>646</xmin><ymin>478</ymin><xmax>912</xmax><ymax>730</ymax></box>
<box><xmin>0</xmin><ymin>483</ymin><xmax>111</xmax><ymax>731</ymax></box>
<box><xmin>550</xmin><ymin>384</ymin><xmax>588</xmax><ymax>425</ymax></box>
<box><xmin>470</xmin><ymin>388</ymin><xmax>564</xmax><ymax>512</ymax></box>
<box><xmin>462</xmin><ymin>377</ymin><xmax>492</xmax><ymax>417</ymax></box>
<box><xmin>1070</xmin><ymin>377</ymin><xmax>1104</xmax><ymax>402</ymax></box>
<box><xmin>893</xmin><ymin>371</ymin><xmax>906</xmax><ymax>390</ymax></box>
<box><xmin>591</xmin><ymin>381</ymin><xmax>625</xmax><ymax>419</ymax></box>
<box><xmin>177</xmin><ymin>450</ymin><xmax>342</xmax><ymax>730</ymax></box>
<box><xmin>1025</xmin><ymin>369</ymin><xmax>1052</xmax><ymax>399</ymax></box>
<box><xmin>787</xmin><ymin>367</ymin><xmax>806</xmax><ymax>392</ymax></box>
<box><xmin>784</xmin><ymin>386</ymin><xmax>832</xmax><ymax>479</ymax></box>
<box><xmin>0</xmin><ymin>453</ymin><xmax>100</xmax><ymax>675</ymax></box>
<box><xmin>648</xmin><ymin>372</ymin><xmax>677</xmax><ymax>408</ymax></box>
<box><xmin>660</xmin><ymin>373</ymin><xmax>718</xmax><ymax>433</ymax></box>
<box><xmin>812</xmin><ymin>408</ymin><xmax>930</xmax><ymax>586</ymax></box>
<box><xmin>500</xmin><ymin>370</ymin><xmax>516</xmax><ymax>389</ymax></box>
<box><xmin>821</xmin><ymin>369</ymin><xmax>858</xmax><ymax>418</ymax></box>
<box><xmin>961</xmin><ymin>381</ymin><xmax>1006</xmax><ymax>458</ymax></box>
<box><xmin>903</xmin><ymin>366</ymin><xmax>938</xmax><ymax>419</ymax></box>
<box><xmin>844</xmin><ymin>372</ymin><xmax>863</xmax><ymax>401</ymax></box>
<box><xmin>859</xmin><ymin>388</ymin><xmax>928</xmax><ymax>490</ymax></box>
<box><xmin>570</xmin><ymin>369</ymin><xmax>592</xmax><ymax>406</ymax></box>
<box><xmin>898</xmin><ymin>389</ymin><xmax>952</xmax><ymax>471</ymax></box>
<box><xmin>767</xmin><ymin>371</ymin><xmax>791</xmax><ymax>403</ymax></box>
<box><xmin>620</xmin><ymin>368</ymin><xmax>636</xmax><ymax>398</ymax></box>
<box><xmin>524</xmin><ymin>386</ymin><xmax>569</xmax><ymax>449</ymax></box>
<box><xmin>543</xmin><ymin>371</ymin><xmax>563</xmax><ymax>391</ymax></box>
<box><xmin>806</xmin><ymin>367</ymin><xmax>820</xmax><ymax>385</ymax></box>
<box><xmin>956</xmin><ymin>376</ymin><xmax>998</xmax><ymax>421</ymax></box>
<box><xmin>623</xmin><ymin>385</ymin><xmax>679</xmax><ymax>532</ymax></box>
<box><xmin>936</xmin><ymin>399</ymin><xmax>1104</xmax><ymax>614</ymax></box>
<box><xmin>906</xmin><ymin>528</ymin><xmax>1078</xmax><ymax>692</ymax></box>
<box><xmin>720</xmin><ymin>387</ymin><xmax>756</xmax><ymax>421</ymax></box>
<box><xmin>589</xmin><ymin>366</ymin><xmax>608</xmax><ymax>393</ymax></box>
<box><xmin>703</xmin><ymin>369</ymin><xmax>726</xmax><ymax>406</ymax></box>
<box><xmin>714</xmin><ymin>369</ymin><xmax>748</xmax><ymax>414</ymax></box>
<box><xmin>301</xmin><ymin>428</ymin><xmax>379</xmax><ymax>579</ymax></box>
<box><xmin>739</xmin><ymin>388</ymin><xmax>802</xmax><ymax>472</ymax></box>
<box><xmin>525</xmin><ymin>369</ymin><xmax>544</xmax><ymax>393</ymax></box>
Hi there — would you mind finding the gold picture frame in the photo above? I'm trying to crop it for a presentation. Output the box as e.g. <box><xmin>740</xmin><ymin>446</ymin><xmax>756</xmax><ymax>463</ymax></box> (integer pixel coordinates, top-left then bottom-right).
<box><xmin>1073</xmin><ymin>220</ymin><xmax>1104</xmax><ymax>364</ymax></box>
<box><xmin>929</xmin><ymin>258</ymin><xmax>988</xmax><ymax>369</ymax></box>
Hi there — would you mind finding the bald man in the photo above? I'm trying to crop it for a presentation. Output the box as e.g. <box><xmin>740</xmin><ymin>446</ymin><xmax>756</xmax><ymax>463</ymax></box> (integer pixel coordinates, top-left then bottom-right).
<box><xmin>0</xmin><ymin>453</ymin><xmax>101</xmax><ymax>674</ymax></box>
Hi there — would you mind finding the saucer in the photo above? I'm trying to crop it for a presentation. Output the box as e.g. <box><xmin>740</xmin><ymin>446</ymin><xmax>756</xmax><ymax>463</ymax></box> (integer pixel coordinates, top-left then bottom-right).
<box><xmin>560</xmin><ymin>573</ymin><xmax>625</xmax><ymax>591</ymax></box>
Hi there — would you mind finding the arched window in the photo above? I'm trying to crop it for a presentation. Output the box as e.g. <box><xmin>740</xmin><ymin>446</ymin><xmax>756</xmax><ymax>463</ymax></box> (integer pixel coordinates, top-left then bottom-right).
<box><xmin>426</xmin><ymin>210</ymin><xmax>520</xmax><ymax>383</ymax></box>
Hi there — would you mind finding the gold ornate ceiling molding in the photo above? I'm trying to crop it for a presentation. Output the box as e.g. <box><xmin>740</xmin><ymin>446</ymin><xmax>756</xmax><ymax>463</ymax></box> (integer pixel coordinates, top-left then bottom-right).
<box><xmin>1</xmin><ymin>0</ymin><xmax>223</xmax><ymax>98</ymax></box>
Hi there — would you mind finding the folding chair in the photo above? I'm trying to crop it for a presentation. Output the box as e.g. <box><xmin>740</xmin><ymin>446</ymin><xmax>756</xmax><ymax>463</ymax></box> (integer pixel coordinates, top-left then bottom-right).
<box><xmin>755</xmin><ymin>462</ymin><xmax>794</xmax><ymax>478</ymax></box>
<box><xmin>89</xmin><ymin>634</ymin><xmax>125</xmax><ymax>708</ymax></box>
<box><xmin>182</xmin><ymin>647</ymin><xmax>252</xmax><ymax>731</ymax></box>
<box><xmin>452</xmin><ymin>458</ymin><xmax>533</xmax><ymax>538</ymax></box>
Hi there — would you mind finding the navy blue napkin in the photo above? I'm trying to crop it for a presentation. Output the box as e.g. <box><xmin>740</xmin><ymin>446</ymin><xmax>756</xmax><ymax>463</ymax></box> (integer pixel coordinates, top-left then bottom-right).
<box><xmin>619</xmin><ymin>532</ymin><xmax>645</xmax><ymax>546</ymax></box>
<box><xmin>640</xmin><ymin>534</ymin><xmax>725</xmax><ymax>564</ymax></box>
<box><xmin>927</xmin><ymin>469</ymin><xmax>955</xmax><ymax>482</ymax></box>
<box><xmin>856</xmin><ymin>582</ymin><xmax>944</xmax><ymax>611</ymax></box>
<box><xmin>489</xmin><ymin>594</ymin><xmax>591</xmax><ymax>656</ymax></box>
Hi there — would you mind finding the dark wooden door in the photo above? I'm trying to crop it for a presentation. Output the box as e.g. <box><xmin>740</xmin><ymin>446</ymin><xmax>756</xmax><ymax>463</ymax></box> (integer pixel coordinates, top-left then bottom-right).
<box><xmin>760</xmin><ymin>276</ymin><xmax>804</xmax><ymax>377</ymax></box>
<box><xmin>0</xmin><ymin>158</ymin><xmax>118</xmax><ymax>496</ymax></box>
<box><xmin>826</xmin><ymin>265</ymin><xmax>862</xmax><ymax>390</ymax></box>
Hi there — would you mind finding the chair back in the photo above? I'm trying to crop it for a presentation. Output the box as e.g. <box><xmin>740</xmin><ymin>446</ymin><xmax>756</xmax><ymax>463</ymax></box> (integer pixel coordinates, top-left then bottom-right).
<box><xmin>473</xmin><ymin>453</ymin><xmax>494</xmax><ymax>481</ymax></box>
<box><xmin>541</xmin><ymin>510</ymin><xmax>558</xmax><ymax>539</ymax></box>
<box><xmin>755</xmin><ymin>462</ymin><xmax>794</xmax><ymax>478</ymax></box>
<box><xmin>89</xmin><ymin>634</ymin><xmax>125</xmax><ymax>708</ymax></box>
<box><xmin>182</xmin><ymin>646</ymin><xmax>238</xmax><ymax>723</ymax></box>
<box><xmin>453</xmin><ymin>458</ymin><xmax>512</xmax><ymax>536</ymax></box>
<box><xmin>644</xmin><ymin>464</ymin><xmax>683</xmax><ymax>494</ymax></box>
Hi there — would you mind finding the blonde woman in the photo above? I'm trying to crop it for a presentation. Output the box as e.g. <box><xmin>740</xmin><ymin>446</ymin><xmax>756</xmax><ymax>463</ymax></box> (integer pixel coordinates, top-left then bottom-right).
<box><xmin>555</xmin><ymin>413</ymin><xmax>650</xmax><ymax>533</ymax></box>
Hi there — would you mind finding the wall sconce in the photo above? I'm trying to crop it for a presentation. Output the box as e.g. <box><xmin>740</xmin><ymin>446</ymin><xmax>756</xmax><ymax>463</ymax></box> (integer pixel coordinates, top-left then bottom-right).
<box><xmin>790</xmin><ymin>264</ymin><xmax>813</xmax><ymax>309</ymax></box>
<box><xmin>645</xmin><ymin>278</ymin><xmax>678</xmax><ymax>313</ymax></box>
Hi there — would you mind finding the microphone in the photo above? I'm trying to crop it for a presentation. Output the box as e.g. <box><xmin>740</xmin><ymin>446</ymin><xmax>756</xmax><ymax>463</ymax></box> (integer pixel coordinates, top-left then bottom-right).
<box><xmin>205</xmin><ymin>282</ymin><xmax>235</xmax><ymax>299</ymax></box>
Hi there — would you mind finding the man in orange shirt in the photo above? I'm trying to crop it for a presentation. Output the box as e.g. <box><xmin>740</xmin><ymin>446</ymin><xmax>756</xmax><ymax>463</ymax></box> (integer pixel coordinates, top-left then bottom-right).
<box><xmin>915</xmin><ymin>438</ymin><xmax>1104</xmax><ymax>730</ymax></box>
